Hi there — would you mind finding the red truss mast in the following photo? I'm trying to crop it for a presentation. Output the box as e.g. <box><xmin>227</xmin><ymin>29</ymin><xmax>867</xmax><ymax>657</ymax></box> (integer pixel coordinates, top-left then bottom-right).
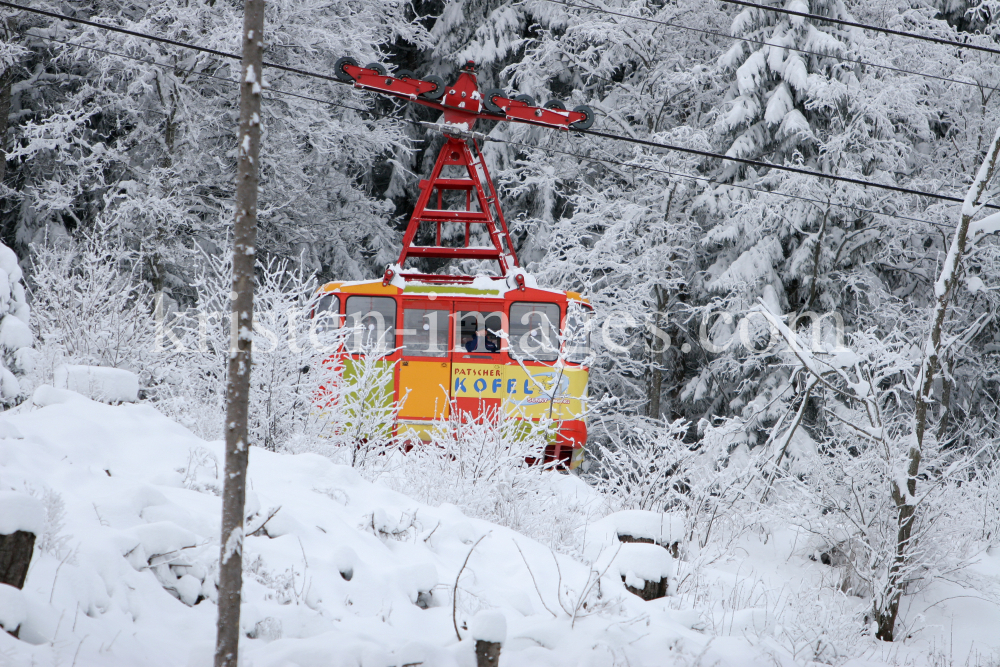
<box><xmin>332</xmin><ymin>59</ymin><xmax>594</xmax><ymax>287</ymax></box>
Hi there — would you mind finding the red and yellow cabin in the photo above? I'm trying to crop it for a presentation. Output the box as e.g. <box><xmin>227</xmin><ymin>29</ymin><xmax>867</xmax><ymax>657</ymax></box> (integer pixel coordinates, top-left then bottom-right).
<box><xmin>313</xmin><ymin>276</ymin><xmax>591</xmax><ymax>468</ymax></box>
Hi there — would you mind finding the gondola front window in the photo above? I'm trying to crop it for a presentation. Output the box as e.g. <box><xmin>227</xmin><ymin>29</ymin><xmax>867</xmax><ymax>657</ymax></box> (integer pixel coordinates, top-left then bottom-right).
<box><xmin>457</xmin><ymin>311</ymin><xmax>504</xmax><ymax>354</ymax></box>
<box><xmin>509</xmin><ymin>302</ymin><xmax>560</xmax><ymax>361</ymax></box>
<box><xmin>403</xmin><ymin>308</ymin><xmax>449</xmax><ymax>357</ymax></box>
<box><xmin>346</xmin><ymin>296</ymin><xmax>396</xmax><ymax>355</ymax></box>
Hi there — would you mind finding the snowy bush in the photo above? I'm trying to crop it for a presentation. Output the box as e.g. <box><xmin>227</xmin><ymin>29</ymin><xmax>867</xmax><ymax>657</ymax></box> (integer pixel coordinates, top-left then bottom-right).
<box><xmin>155</xmin><ymin>250</ymin><xmax>324</xmax><ymax>445</ymax></box>
<box><xmin>0</xmin><ymin>241</ymin><xmax>34</xmax><ymax>406</ymax></box>
<box><xmin>29</xmin><ymin>229</ymin><xmax>154</xmax><ymax>385</ymax></box>
<box><xmin>28</xmin><ymin>485</ymin><xmax>71</xmax><ymax>560</ymax></box>
<box><xmin>27</xmin><ymin>229</ymin><xmax>336</xmax><ymax>446</ymax></box>
<box><xmin>297</xmin><ymin>340</ymin><xmax>405</xmax><ymax>470</ymax></box>
<box><xmin>376</xmin><ymin>410</ymin><xmax>596</xmax><ymax>552</ymax></box>
<box><xmin>588</xmin><ymin>418</ymin><xmax>691</xmax><ymax>513</ymax></box>
<box><xmin>588</xmin><ymin>415</ymin><xmax>770</xmax><ymax>559</ymax></box>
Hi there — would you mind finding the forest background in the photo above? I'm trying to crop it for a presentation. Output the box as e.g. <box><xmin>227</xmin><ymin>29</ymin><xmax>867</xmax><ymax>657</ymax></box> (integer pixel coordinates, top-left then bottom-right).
<box><xmin>3</xmin><ymin>0</ymin><xmax>1000</xmax><ymax>653</ymax></box>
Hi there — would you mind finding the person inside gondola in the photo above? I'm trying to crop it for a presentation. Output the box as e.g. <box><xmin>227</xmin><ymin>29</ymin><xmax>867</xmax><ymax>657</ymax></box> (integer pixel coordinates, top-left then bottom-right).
<box><xmin>485</xmin><ymin>330</ymin><xmax>500</xmax><ymax>352</ymax></box>
<box><xmin>465</xmin><ymin>328</ymin><xmax>499</xmax><ymax>353</ymax></box>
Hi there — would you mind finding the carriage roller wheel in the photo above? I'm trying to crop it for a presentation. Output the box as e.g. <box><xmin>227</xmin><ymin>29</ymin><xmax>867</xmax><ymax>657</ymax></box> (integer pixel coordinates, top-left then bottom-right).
<box><xmin>334</xmin><ymin>56</ymin><xmax>358</xmax><ymax>83</ymax></box>
<box><xmin>420</xmin><ymin>75</ymin><xmax>446</xmax><ymax>100</ymax></box>
<box><xmin>570</xmin><ymin>104</ymin><xmax>595</xmax><ymax>130</ymax></box>
<box><xmin>482</xmin><ymin>88</ymin><xmax>507</xmax><ymax>115</ymax></box>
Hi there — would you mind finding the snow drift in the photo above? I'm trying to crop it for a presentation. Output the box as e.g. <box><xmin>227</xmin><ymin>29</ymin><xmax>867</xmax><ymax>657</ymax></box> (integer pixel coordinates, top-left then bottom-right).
<box><xmin>2</xmin><ymin>387</ymin><xmax>998</xmax><ymax>666</ymax></box>
<box><xmin>0</xmin><ymin>388</ymin><xmax>739</xmax><ymax>667</ymax></box>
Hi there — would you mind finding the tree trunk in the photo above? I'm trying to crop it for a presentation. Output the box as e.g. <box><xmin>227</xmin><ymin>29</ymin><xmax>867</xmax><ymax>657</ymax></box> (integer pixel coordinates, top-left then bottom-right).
<box><xmin>648</xmin><ymin>359</ymin><xmax>662</xmax><ymax>419</ymax></box>
<box><xmin>805</xmin><ymin>206</ymin><xmax>829</xmax><ymax>309</ymax></box>
<box><xmin>150</xmin><ymin>79</ymin><xmax>177</xmax><ymax>293</ymax></box>
<box><xmin>647</xmin><ymin>286</ymin><xmax>669</xmax><ymax>419</ymax></box>
<box><xmin>0</xmin><ymin>530</ymin><xmax>35</xmax><ymax>589</ymax></box>
<box><xmin>214</xmin><ymin>3</ymin><xmax>264</xmax><ymax>667</ymax></box>
<box><xmin>475</xmin><ymin>640</ymin><xmax>502</xmax><ymax>667</ymax></box>
<box><xmin>0</xmin><ymin>66</ymin><xmax>14</xmax><ymax>188</ymax></box>
<box><xmin>0</xmin><ymin>529</ymin><xmax>32</xmax><ymax>638</ymax></box>
<box><xmin>622</xmin><ymin>574</ymin><xmax>668</xmax><ymax>600</ymax></box>
<box><xmin>936</xmin><ymin>359</ymin><xmax>954</xmax><ymax>442</ymax></box>
<box><xmin>876</xmin><ymin>124</ymin><xmax>1000</xmax><ymax>642</ymax></box>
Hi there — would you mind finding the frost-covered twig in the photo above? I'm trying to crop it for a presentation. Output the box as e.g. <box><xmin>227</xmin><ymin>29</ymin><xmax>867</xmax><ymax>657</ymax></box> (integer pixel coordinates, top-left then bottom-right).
<box><xmin>452</xmin><ymin>533</ymin><xmax>488</xmax><ymax>640</ymax></box>
<box><xmin>823</xmin><ymin>407</ymin><xmax>883</xmax><ymax>443</ymax></box>
<box><xmin>761</xmin><ymin>376</ymin><xmax>817</xmax><ymax>503</ymax></box>
<box><xmin>550</xmin><ymin>548</ymin><xmax>572</xmax><ymax>616</ymax></box>
<box><xmin>570</xmin><ymin>542</ymin><xmax>621</xmax><ymax>628</ymax></box>
<box><xmin>247</xmin><ymin>506</ymin><xmax>282</xmax><ymax>538</ymax></box>
<box><xmin>422</xmin><ymin>521</ymin><xmax>441</xmax><ymax>544</ymax></box>
<box><xmin>514</xmin><ymin>541</ymin><xmax>558</xmax><ymax>618</ymax></box>
<box><xmin>49</xmin><ymin>548</ymin><xmax>75</xmax><ymax>604</ymax></box>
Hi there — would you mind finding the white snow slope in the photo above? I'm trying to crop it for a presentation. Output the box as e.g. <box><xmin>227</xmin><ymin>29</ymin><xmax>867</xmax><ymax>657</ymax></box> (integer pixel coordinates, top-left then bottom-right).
<box><xmin>1</xmin><ymin>388</ymin><xmax>999</xmax><ymax>666</ymax></box>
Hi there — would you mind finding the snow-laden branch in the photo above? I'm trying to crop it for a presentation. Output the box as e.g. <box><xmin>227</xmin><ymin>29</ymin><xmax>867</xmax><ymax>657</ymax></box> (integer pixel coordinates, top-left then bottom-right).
<box><xmin>967</xmin><ymin>211</ymin><xmax>1000</xmax><ymax>240</ymax></box>
<box><xmin>934</xmin><ymin>127</ymin><xmax>1000</xmax><ymax>299</ymax></box>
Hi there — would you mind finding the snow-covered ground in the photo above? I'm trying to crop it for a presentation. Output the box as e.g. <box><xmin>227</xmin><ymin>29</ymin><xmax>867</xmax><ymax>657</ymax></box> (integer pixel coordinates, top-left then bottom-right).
<box><xmin>1</xmin><ymin>388</ymin><xmax>998</xmax><ymax>666</ymax></box>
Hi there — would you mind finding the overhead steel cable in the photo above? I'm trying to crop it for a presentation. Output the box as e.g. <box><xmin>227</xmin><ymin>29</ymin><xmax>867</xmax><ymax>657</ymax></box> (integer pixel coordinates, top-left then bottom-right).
<box><xmin>5</xmin><ymin>0</ymin><xmax>994</xmax><ymax>212</ymax></box>
<box><xmin>573</xmin><ymin>126</ymin><xmax>999</xmax><ymax>210</ymax></box>
<box><xmin>26</xmin><ymin>30</ymin><xmax>372</xmax><ymax>114</ymax></box>
<box><xmin>487</xmin><ymin>132</ymin><xmax>958</xmax><ymax>230</ymax></box>
<box><xmin>716</xmin><ymin>0</ymin><xmax>1000</xmax><ymax>57</ymax></box>
<box><xmin>14</xmin><ymin>0</ymin><xmax>996</xmax><ymax>91</ymax></box>
<box><xmin>22</xmin><ymin>29</ymin><xmax>960</xmax><ymax>231</ymax></box>
<box><xmin>0</xmin><ymin>0</ymin><xmax>346</xmax><ymax>83</ymax></box>
<box><xmin>541</xmin><ymin>0</ymin><xmax>1000</xmax><ymax>96</ymax></box>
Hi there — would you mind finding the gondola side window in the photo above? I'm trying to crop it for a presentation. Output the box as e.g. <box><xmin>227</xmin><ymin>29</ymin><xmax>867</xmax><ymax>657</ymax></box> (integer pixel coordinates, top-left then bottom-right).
<box><xmin>402</xmin><ymin>308</ymin><xmax>449</xmax><ymax>357</ymax></box>
<box><xmin>509</xmin><ymin>302</ymin><xmax>560</xmax><ymax>361</ymax></box>
<box><xmin>564</xmin><ymin>302</ymin><xmax>593</xmax><ymax>364</ymax></box>
<box><xmin>346</xmin><ymin>296</ymin><xmax>396</xmax><ymax>355</ymax></box>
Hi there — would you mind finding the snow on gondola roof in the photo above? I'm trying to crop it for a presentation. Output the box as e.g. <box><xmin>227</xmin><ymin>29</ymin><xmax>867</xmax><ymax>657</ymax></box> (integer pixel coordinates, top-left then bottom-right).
<box><xmin>318</xmin><ymin>270</ymin><xmax>590</xmax><ymax>304</ymax></box>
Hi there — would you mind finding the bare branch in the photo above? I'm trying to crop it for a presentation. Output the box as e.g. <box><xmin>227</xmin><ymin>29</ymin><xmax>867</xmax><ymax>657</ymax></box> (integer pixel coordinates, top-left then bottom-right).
<box><xmin>452</xmin><ymin>533</ymin><xmax>489</xmax><ymax>641</ymax></box>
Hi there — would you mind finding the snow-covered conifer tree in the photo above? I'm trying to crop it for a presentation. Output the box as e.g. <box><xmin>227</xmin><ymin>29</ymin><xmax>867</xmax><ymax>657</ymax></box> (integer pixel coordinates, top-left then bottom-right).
<box><xmin>716</xmin><ymin>0</ymin><xmax>853</xmax><ymax>169</ymax></box>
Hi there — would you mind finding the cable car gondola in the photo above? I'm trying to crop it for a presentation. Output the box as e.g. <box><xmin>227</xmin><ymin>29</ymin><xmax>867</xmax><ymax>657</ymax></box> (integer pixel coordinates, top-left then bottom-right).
<box><xmin>314</xmin><ymin>60</ymin><xmax>594</xmax><ymax>468</ymax></box>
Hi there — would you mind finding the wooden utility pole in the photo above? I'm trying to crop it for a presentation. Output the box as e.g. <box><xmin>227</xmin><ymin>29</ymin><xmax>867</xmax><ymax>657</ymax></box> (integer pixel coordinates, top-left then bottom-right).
<box><xmin>214</xmin><ymin>2</ymin><xmax>264</xmax><ymax>666</ymax></box>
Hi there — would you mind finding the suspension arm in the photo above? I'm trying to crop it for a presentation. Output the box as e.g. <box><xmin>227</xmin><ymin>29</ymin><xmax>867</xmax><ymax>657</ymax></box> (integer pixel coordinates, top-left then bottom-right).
<box><xmin>335</xmin><ymin>58</ymin><xmax>594</xmax><ymax>132</ymax></box>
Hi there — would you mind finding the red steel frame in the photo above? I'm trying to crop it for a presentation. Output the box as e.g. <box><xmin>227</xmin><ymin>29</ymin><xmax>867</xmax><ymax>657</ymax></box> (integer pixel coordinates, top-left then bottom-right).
<box><xmin>334</xmin><ymin>59</ymin><xmax>591</xmax><ymax>285</ymax></box>
<box><xmin>397</xmin><ymin>136</ymin><xmax>517</xmax><ymax>274</ymax></box>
